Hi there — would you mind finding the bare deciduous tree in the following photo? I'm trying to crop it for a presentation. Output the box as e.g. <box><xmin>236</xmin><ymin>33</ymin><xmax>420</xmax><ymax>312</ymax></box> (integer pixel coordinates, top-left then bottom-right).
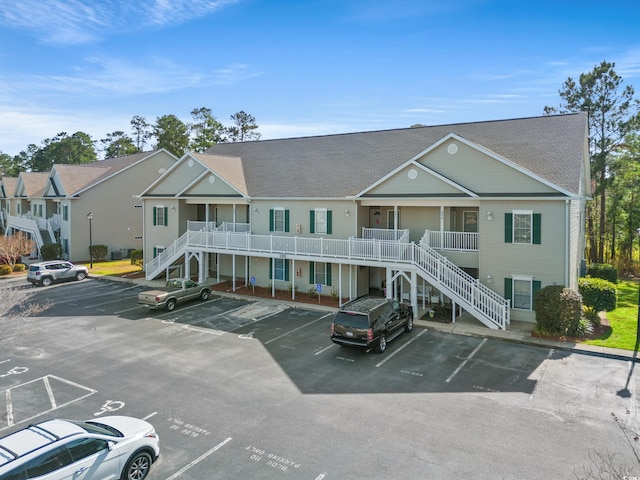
<box><xmin>0</xmin><ymin>233</ymin><xmax>35</xmax><ymax>268</ymax></box>
<box><xmin>0</xmin><ymin>286</ymin><xmax>51</xmax><ymax>342</ymax></box>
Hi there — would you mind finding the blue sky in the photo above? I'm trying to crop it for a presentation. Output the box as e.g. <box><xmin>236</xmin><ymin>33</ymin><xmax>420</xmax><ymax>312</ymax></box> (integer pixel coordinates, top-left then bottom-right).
<box><xmin>1</xmin><ymin>0</ymin><xmax>639</xmax><ymax>158</ymax></box>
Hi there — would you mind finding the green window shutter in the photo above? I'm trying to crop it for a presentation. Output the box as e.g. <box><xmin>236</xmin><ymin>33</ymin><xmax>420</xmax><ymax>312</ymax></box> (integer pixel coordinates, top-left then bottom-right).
<box><xmin>269</xmin><ymin>209</ymin><xmax>274</xmax><ymax>232</ymax></box>
<box><xmin>153</xmin><ymin>207</ymin><xmax>157</xmax><ymax>226</ymax></box>
<box><xmin>153</xmin><ymin>247</ymin><xmax>157</xmax><ymax>258</ymax></box>
<box><xmin>309</xmin><ymin>262</ymin><xmax>315</xmax><ymax>284</ymax></box>
<box><xmin>284</xmin><ymin>260</ymin><xmax>290</xmax><ymax>282</ymax></box>
<box><xmin>504</xmin><ymin>213</ymin><xmax>512</xmax><ymax>243</ymax></box>
<box><xmin>504</xmin><ymin>277</ymin><xmax>512</xmax><ymax>304</ymax></box>
<box><xmin>327</xmin><ymin>210</ymin><xmax>332</xmax><ymax>234</ymax></box>
<box><xmin>285</xmin><ymin>210</ymin><xmax>290</xmax><ymax>233</ymax></box>
<box><xmin>532</xmin><ymin>280</ymin><xmax>542</xmax><ymax>307</ymax></box>
<box><xmin>164</xmin><ymin>207</ymin><xmax>168</xmax><ymax>226</ymax></box>
<box><xmin>326</xmin><ymin>263</ymin><xmax>332</xmax><ymax>286</ymax></box>
<box><xmin>269</xmin><ymin>258</ymin><xmax>273</xmax><ymax>280</ymax></box>
<box><xmin>533</xmin><ymin>213</ymin><xmax>541</xmax><ymax>244</ymax></box>
<box><xmin>309</xmin><ymin>210</ymin><xmax>315</xmax><ymax>234</ymax></box>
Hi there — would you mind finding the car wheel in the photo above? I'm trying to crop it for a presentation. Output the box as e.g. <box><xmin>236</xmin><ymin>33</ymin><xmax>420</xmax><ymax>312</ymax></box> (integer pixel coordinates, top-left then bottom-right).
<box><xmin>375</xmin><ymin>333</ymin><xmax>387</xmax><ymax>353</ymax></box>
<box><xmin>405</xmin><ymin>314</ymin><xmax>414</xmax><ymax>332</ymax></box>
<box><xmin>166</xmin><ymin>299</ymin><xmax>176</xmax><ymax>311</ymax></box>
<box><xmin>76</xmin><ymin>272</ymin><xmax>87</xmax><ymax>281</ymax></box>
<box><xmin>121</xmin><ymin>451</ymin><xmax>152</xmax><ymax>480</ymax></box>
<box><xmin>200</xmin><ymin>289</ymin><xmax>210</xmax><ymax>301</ymax></box>
<box><xmin>41</xmin><ymin>277</ymin><xmax>52</xmax><ymax>287</ymax></box>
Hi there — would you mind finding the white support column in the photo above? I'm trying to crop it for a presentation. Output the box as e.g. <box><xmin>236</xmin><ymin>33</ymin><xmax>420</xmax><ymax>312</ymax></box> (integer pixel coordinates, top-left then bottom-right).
<box><xmin>232</xmin><ymin>254</ymin><xmax>236</xmax><ymax>291</ymax></box>
<box><xmin>291</xmin><ymin>259</ymin><xmax>296</xmax><ymax>300</ymax></box>
<box><xmin>216</xmin><ymin>254</ymin><xmax>220</xmax><ymax>284</ymax></box>
<box><xmin>198</xmin><ymin>251</ymin><xmax>205</xmax><ymax>283</ymax></box>
<box><xmin>245</xmin><ymin>256</ymin><xmax>249</xmax><ymax>286</ymax></box>
<box><xmin>338</xmin><ymin>262</ymin><xmax>342</xmax><ymax>306</ymax></box>
<box><xmin>271</xmin><ymin>258</ymin><xmax>276</xmax><ymax>297</ymax></box>
<box><xmin>452</xmin><ymin>299</ymin><xmax>457</xmax><ymax>324</ymax></box>
<box><xmin>184</xmin><ymin>251</ymin><xmax>190</xmax><ymax>280</ymax></box>
<box><xmin>410</xmin><ymin>270</ymin><xmax>418</xmax><ymax>315</ymax></box>
<box><xmin>385</xmin><ymin>268</ymin><xmax>392</xmax><ymax>300</ymax></box>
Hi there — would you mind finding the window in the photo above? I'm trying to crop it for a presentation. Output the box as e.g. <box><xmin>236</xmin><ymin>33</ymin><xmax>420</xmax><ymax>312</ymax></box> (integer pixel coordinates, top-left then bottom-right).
<box><xmin>310</xmin><ymin>262</ymin><xmax>332</xmax><ymax>286</ymax></box>
<box><xmin>23</xmin><ymin>445</ymin><xmax>73</xmax><ymax>477</ymax></box>
<box><xmin>63</xmin><ymin>205</ymin><xmax>68</xmax><ymax>221</ymax></box>
<box><xmin>153</xmin><ymin>206</ymin><xmax>168</xmax><ymax>226</ymax></box>
<box><xmin>504</xmin><ymin>211</ymin><xmax>541</xmax><ymax>244</ymax></box>
<box><xmin>269</xmin><ymin>258</ymin><xmax>289</xmax><ymax>281</ymax></box>
<box><xmin>153</xmin><ymin>246</ymin><xmax>165</xmax><ymax>258</ymax></box>
<box><xmin>269</xmin><ymin>208</ymin><xmax>289</xmax><ymax>232</ymax></box>
<box><xmin>463</xmin><ymin>211</ymin><xmax>478</xmax><ymax>233</ymax></box>
<box><xmin>67</xmin><ymin>438</ymin><xmax>109</xmax><ymax>462</ymax></box>
<box><xmin>504</xmin><ymin>277</ymin><xmax>541</xmax><ymax>311</ymax></box>
<box><xmin>16</xmin><ymin>203</ymin><xmax>21</xmax><ymax>215</ymax></box>
<box><xmin>309</xmin><ymin>209</ymin><xmax>332</xmax><ymax>234</ymax></box>
<box><xmin>387</xmin><ymin>210</ymin><xmax>400</xmax><ymax>229</ymax></box>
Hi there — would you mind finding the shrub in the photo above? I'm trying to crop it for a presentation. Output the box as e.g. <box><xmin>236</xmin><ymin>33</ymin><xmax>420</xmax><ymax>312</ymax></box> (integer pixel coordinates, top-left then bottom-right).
<box><xmin>0</xmin><ymin>264</ymin><xmax>12</xmax><ymax>276</ymax></box>
<box><xmin>579</xmin><ymin>278</ymin><xmax>617</xmax><ymax>312</ymax></box>
<box><xmin>130</xmin><ymin>249</ymin><xmax>143</xmax><ymax>269</ymax></box>
<box><xmin>586</xmin><ymin>263</ymin><xmax>618</xmax><ymax>284</ymax></box>
<box><xmin>12</xmin><ymin>263</ymin><xmax>26</xmax><ymax>272</ymax></box>
<box><xmin>90</xmin><ymin>245</ymin><xmax>108</xmax><ymax>261</ymax></box>
<box><xmin>40</xmin><ymin>243</ymin><xmax>62</xmax><ymax>261</ymax></box>
<box><xmin>534</xmin><ymin>285</ymin><xmax>583</xmax><ymax>336</ymax></box>
<box><xmin>582</xmin><ymin>305</ymin><xmax>601</xmax><ymax>327</ymax></box>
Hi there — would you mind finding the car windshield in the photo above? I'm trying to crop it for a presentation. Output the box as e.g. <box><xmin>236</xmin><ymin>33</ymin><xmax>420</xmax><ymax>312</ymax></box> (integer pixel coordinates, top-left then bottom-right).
<box><xmin>29</xmin><ymin>265</ymin><xmax>40</xmax><ymax>272</ymax></box>
<box><xmin>334</xmin><ymin>312</ymin><xmax>369</xmax><ymax>329</ymax></box>
<box><xmin>67</xmin><ymin>420</ymin><xmax>123</xmax><ymax>437</ymax></box>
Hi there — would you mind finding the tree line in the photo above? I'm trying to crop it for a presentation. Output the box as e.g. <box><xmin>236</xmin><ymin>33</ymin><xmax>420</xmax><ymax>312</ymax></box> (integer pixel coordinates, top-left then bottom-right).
<box><xmin>0</xmin><ymin>108</ymin><xmax>260</xmax><ymax>175</ymax></box>
<box><xmin>544</xmin><ymin>61</ymin><xmax>640</xmax><ymax>271</ymax></box>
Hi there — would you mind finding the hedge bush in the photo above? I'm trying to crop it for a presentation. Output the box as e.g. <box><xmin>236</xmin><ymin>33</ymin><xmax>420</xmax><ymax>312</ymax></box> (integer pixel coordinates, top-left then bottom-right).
<box><xmin>579</xmin><ymin>277</ymin><xmax>617</xmax><ymax>312</ymax></box>
<box><xmin>13</xmin><ymin>263</ymin><xmax>26</xmax><ymax>272</ymax></box>
<box><xmin>533</xmin><ymin>285</ymin><xmax>583</xmax><ymax>336</ymax></box>
<box><xmin>89</xmin><ymin>245</ymin><xmax>108</xmax><ymax>261</ymax></box>
<box><xmin>0</xmin><ymin>264</ymin><xmax>12</xmax><ymax>276</ymax></box>
<box><xmin>586</xmin><ymin>263</ymin><xmax>618</xmax><ymax>284</ymax></box>
<box><xmin>40</xmin><ymin>243</ymin><xmax>62</xmax><ymax>261</ymax></box>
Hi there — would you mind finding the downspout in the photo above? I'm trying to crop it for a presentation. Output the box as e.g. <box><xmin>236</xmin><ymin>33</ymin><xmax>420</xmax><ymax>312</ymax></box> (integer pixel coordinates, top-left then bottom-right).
<box><xmin>565</xmin><ymin>199</ymin><xmax>569</xmax><ymax>287</ymax></box>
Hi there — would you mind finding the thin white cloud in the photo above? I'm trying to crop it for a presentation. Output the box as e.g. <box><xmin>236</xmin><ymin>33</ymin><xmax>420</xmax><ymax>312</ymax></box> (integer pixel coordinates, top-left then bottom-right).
<box><xmin>5</xmin><ymin>57</ymin><xmax>261</xmax><ymax>97</ymax></box>
<box><xmin>0</xmin><ymin>0</ymin><xmax>241</xmax><ymax>44</ymax></box>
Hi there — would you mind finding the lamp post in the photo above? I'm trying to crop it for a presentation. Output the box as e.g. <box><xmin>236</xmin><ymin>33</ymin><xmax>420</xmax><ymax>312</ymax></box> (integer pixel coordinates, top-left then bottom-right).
<box><xmin>87</xmin><ymin>213</ymin><xmax>93</xmax><ymax>269</ymax></box>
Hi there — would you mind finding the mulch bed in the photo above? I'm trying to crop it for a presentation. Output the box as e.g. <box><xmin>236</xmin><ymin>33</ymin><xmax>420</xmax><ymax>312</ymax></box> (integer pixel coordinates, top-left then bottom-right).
<box><xmin>208</xmin><ymin>280</ymin><xmax>341</xmax><ymax>308</ymax></box>
<box><xmin>531</xmin><ymin>314</ymin><xmax>612</xmax><ymax>343</ymax></box>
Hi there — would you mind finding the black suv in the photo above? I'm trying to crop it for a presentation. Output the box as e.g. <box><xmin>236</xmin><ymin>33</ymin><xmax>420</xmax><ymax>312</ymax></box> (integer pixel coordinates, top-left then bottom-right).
<box><xmin>330</xmin><ymin>296</ymin><xmax>414</xmax><ymax>353</ymax></box>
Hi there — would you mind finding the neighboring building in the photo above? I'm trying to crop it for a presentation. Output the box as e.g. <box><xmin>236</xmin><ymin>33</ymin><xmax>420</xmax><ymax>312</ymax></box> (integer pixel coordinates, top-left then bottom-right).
<box><xmin>140</xmin><ymin>113</ymin><xmax>590</xmax><ymax>329</ymax></box>
<box><xmin>4</xmin><ymin>150</ymin><xmax>178</xmax><ymax>261</ymax></box>
<box><xmin>0</xmin><ymin>176</ymin><xmax>18</xmax><ymax>232</ymax></box>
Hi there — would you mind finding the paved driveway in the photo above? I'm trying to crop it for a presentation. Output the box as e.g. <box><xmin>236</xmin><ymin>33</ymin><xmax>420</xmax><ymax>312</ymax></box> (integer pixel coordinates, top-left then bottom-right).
<box><xmin>1</xmin><ymin>277</ymin><xmax>639</xmax><ymax>479</ymax></box>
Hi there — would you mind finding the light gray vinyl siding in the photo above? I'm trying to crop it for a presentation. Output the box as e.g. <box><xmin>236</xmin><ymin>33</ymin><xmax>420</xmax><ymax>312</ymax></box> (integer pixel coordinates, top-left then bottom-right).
<box><xmin>419</xmin><ymin>141</ymin><xmax>559</xmax><ymax>195</ymax></box>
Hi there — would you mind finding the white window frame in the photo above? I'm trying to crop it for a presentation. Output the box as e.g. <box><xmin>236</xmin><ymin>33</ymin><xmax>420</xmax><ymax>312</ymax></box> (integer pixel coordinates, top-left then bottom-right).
<box><xmin>273</xmin><ymin>258</ymin><xmax>286</xmax><ymax>281</ymax></box>
<box><xmin>512</xmin><ymin>275</ymin><xmax>533</xmax><ymax>310</ymax></box>
<box><xmin>314</xmin><ymin>262</ymin><xmax>328</xmax><ymax>285</ymax></box>
<box><xmin>314</xmin><ymin>208</ymin><xmax>327</xmax><ymax>234</ymax></box>
<box><xmin>463</xmin><ymin>211</ymin><xmax>478</xmax><ymax>233</ymax></box>
<box><xmin>512</xmin><ymin>210</ymin><xmax>533</xmax><ymax>244</ymax></box>
<box><xmin>154</xmin><ymin>205</ymin><xmax>166</xmax><ymax>227</ymax></box>
<box><xmin>273</xmin><ymin>208</ymin><xmax>285</xmax><ymax>233</ymax></box>
<box><xmin>154</xmin><ymin>245</ymin><xmax>165</xmax><ymax>258</ymax></box>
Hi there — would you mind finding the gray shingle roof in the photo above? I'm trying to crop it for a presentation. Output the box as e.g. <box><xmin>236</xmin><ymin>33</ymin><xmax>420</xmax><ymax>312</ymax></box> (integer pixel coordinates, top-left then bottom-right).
<box><xmin>204</xmin><ymin>113</ymin><xmax>588</xmax><ymax>198</ymax></box>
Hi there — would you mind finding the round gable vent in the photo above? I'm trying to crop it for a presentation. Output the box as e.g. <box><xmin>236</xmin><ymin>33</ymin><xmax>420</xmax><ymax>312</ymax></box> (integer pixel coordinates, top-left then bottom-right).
<box><xmin>447</xmin><ymin>143</ymin><xmax>458</xmax><ymax>155</ymax></box>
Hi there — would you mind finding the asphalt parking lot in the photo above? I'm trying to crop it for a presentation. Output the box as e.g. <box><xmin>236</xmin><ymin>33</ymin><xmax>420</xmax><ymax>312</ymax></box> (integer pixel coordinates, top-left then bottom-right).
<box><xmin>1</xmin><ymin>276</ymin><xmax>639</xmax><ymax>479</ymax></box>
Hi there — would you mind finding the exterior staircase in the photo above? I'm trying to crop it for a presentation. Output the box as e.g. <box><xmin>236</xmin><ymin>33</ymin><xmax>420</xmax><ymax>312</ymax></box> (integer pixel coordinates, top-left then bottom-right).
<box><xmin>146</xmin><ymin>226</ymin><xmax>510</xmax><ymax>329</ymax></box>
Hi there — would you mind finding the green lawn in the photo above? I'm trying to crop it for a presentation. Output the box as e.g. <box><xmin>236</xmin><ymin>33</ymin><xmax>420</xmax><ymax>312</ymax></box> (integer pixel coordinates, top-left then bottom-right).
<box><xmin>584</xmin><ymin>278</ymin><xmax>639</xmax><ymax>351</ymax></box>
<box><xmin>78</xmin><ymin>259</ymin><xmax>142</xmax><ymax>277</ymax></box>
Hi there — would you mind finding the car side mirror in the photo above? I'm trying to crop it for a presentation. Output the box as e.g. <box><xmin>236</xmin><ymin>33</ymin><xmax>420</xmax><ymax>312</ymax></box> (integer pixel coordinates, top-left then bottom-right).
<box><xmin>108</xmin><ymin>441</ymin><xmax>116</xmax><ymax>450</ymax></box>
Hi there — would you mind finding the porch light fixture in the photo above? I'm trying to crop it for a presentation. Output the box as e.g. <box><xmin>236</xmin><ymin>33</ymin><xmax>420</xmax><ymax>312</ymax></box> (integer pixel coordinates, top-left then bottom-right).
<box><xmin>486</xmin><ymin>275</ymin><xmax>492</xmax><ymax>283</ymax></box>
<box><xmin>345</xmin><ymin>209</ymin><xmax>350</xmax><ymax>217</ymax></box>
<box><xmin>486</xmin><ymin>211</ymin><xmax>493</xmax><ymax>221</ymax></box>
<box><xmin>253</xmin><ymin>207</ymin><xmax>258</xmax><ymax>214</ymax></box>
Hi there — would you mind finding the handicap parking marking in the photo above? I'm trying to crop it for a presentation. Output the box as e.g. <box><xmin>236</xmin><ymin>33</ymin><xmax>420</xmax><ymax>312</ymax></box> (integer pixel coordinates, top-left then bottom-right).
<box><xmin>1</xmin><ymin>375</ymin><xmax>96</xmax><ymax>429</ymax></box>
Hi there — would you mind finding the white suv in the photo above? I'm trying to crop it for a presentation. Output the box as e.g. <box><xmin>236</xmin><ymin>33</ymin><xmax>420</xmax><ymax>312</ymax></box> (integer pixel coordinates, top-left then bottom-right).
<box><xmin>0</xmin><ymin>416</ymin><xmax>160</xmax><ymax>480</ymax></box>
<box><xmin>26</xmin><ymin>261</ymin><xmax>89</xmax><ymax>287</ymax></box>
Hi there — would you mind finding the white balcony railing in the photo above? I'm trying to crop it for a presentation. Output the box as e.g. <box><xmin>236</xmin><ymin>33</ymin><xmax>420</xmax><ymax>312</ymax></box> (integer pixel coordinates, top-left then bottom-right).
<box><xmin>421</xmin><ymin>230</ymin><xmax>478</xmax><ymax>252</ymax></box>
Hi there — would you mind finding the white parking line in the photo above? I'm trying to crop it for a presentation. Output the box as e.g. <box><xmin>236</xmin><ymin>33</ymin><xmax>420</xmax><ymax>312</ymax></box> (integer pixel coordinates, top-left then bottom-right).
<box><xmin>375</xmin><ymin>329</ymin><xmax>427</xmax><ymax>367</ymax></box>
<box><xmin>315</xmin><ymin>344</ymin><xmax>337</xmax><ymax>356</ymax></box>
<box><xmin>165</xmin><ymin>437</ymin><xmax>232</xmax><ymax>480</ymax></box>
<box><xmin>445</xmin><ymin>338</ymin><xmax>487</xmax><ymax>383</ymax></box>
<box><xmin>264</xmin><ymin>313</ymin><xmax>332</xmax><ymax>345</ymax></box>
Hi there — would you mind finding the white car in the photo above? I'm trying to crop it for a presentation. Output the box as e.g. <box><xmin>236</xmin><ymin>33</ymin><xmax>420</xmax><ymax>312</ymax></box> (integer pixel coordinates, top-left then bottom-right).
<box><xmin>0</xmin><ymin>416</ymin><xmax>160</xmax><ymax>480</ymax></box>
<box><xmin>26</xmin><ymin>260</ymin><xmax>89</xmax><ymax>287</ymax></box>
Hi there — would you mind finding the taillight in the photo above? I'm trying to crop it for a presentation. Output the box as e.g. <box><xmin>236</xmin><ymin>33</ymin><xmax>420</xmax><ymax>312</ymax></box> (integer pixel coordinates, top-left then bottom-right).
<box><xmin>155</xmin><ymin>296</ymin><xmax>161</xmax><ymax>302</ymax></box>
<box><xmin>367</xmin><ymin>329</ymin><xmax>373</xmax><ymax>341</ymax></box>
<box><xmin>330</xmin><ymin>323</ymin><xmax>334</xmax><ymax>335</ymax></box>
<box><xmin>144</xmin><ymin>430</ymin><xmax>158</xmax><ymax>439</ymax></box>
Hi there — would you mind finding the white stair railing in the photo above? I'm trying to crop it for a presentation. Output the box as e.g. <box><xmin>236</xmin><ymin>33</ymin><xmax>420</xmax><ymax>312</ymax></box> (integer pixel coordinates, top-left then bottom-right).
<box><xmin>145</xmin><ymin>229</ymin><xmax>510</xmax><ymax>329</ymax></box>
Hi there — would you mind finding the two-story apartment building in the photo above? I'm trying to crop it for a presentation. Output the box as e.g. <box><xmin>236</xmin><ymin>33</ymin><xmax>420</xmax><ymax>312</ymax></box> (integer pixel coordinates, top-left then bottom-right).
<box><xmin>140</xmin><ymin>113</ymin><xmax>590</xmax><ymax>330</ymax></box>
<box><xmin>3</xmin><ymin>150</ymin><xmax>178</xmax><ymax>261</ymax></box>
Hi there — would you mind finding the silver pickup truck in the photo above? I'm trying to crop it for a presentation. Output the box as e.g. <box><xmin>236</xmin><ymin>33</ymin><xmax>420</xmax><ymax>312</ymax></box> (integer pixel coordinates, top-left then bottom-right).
<box><xmin>137</xmin><ymin>279</ymin><xmax>211</xmax><ymax>311</ymax></box>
